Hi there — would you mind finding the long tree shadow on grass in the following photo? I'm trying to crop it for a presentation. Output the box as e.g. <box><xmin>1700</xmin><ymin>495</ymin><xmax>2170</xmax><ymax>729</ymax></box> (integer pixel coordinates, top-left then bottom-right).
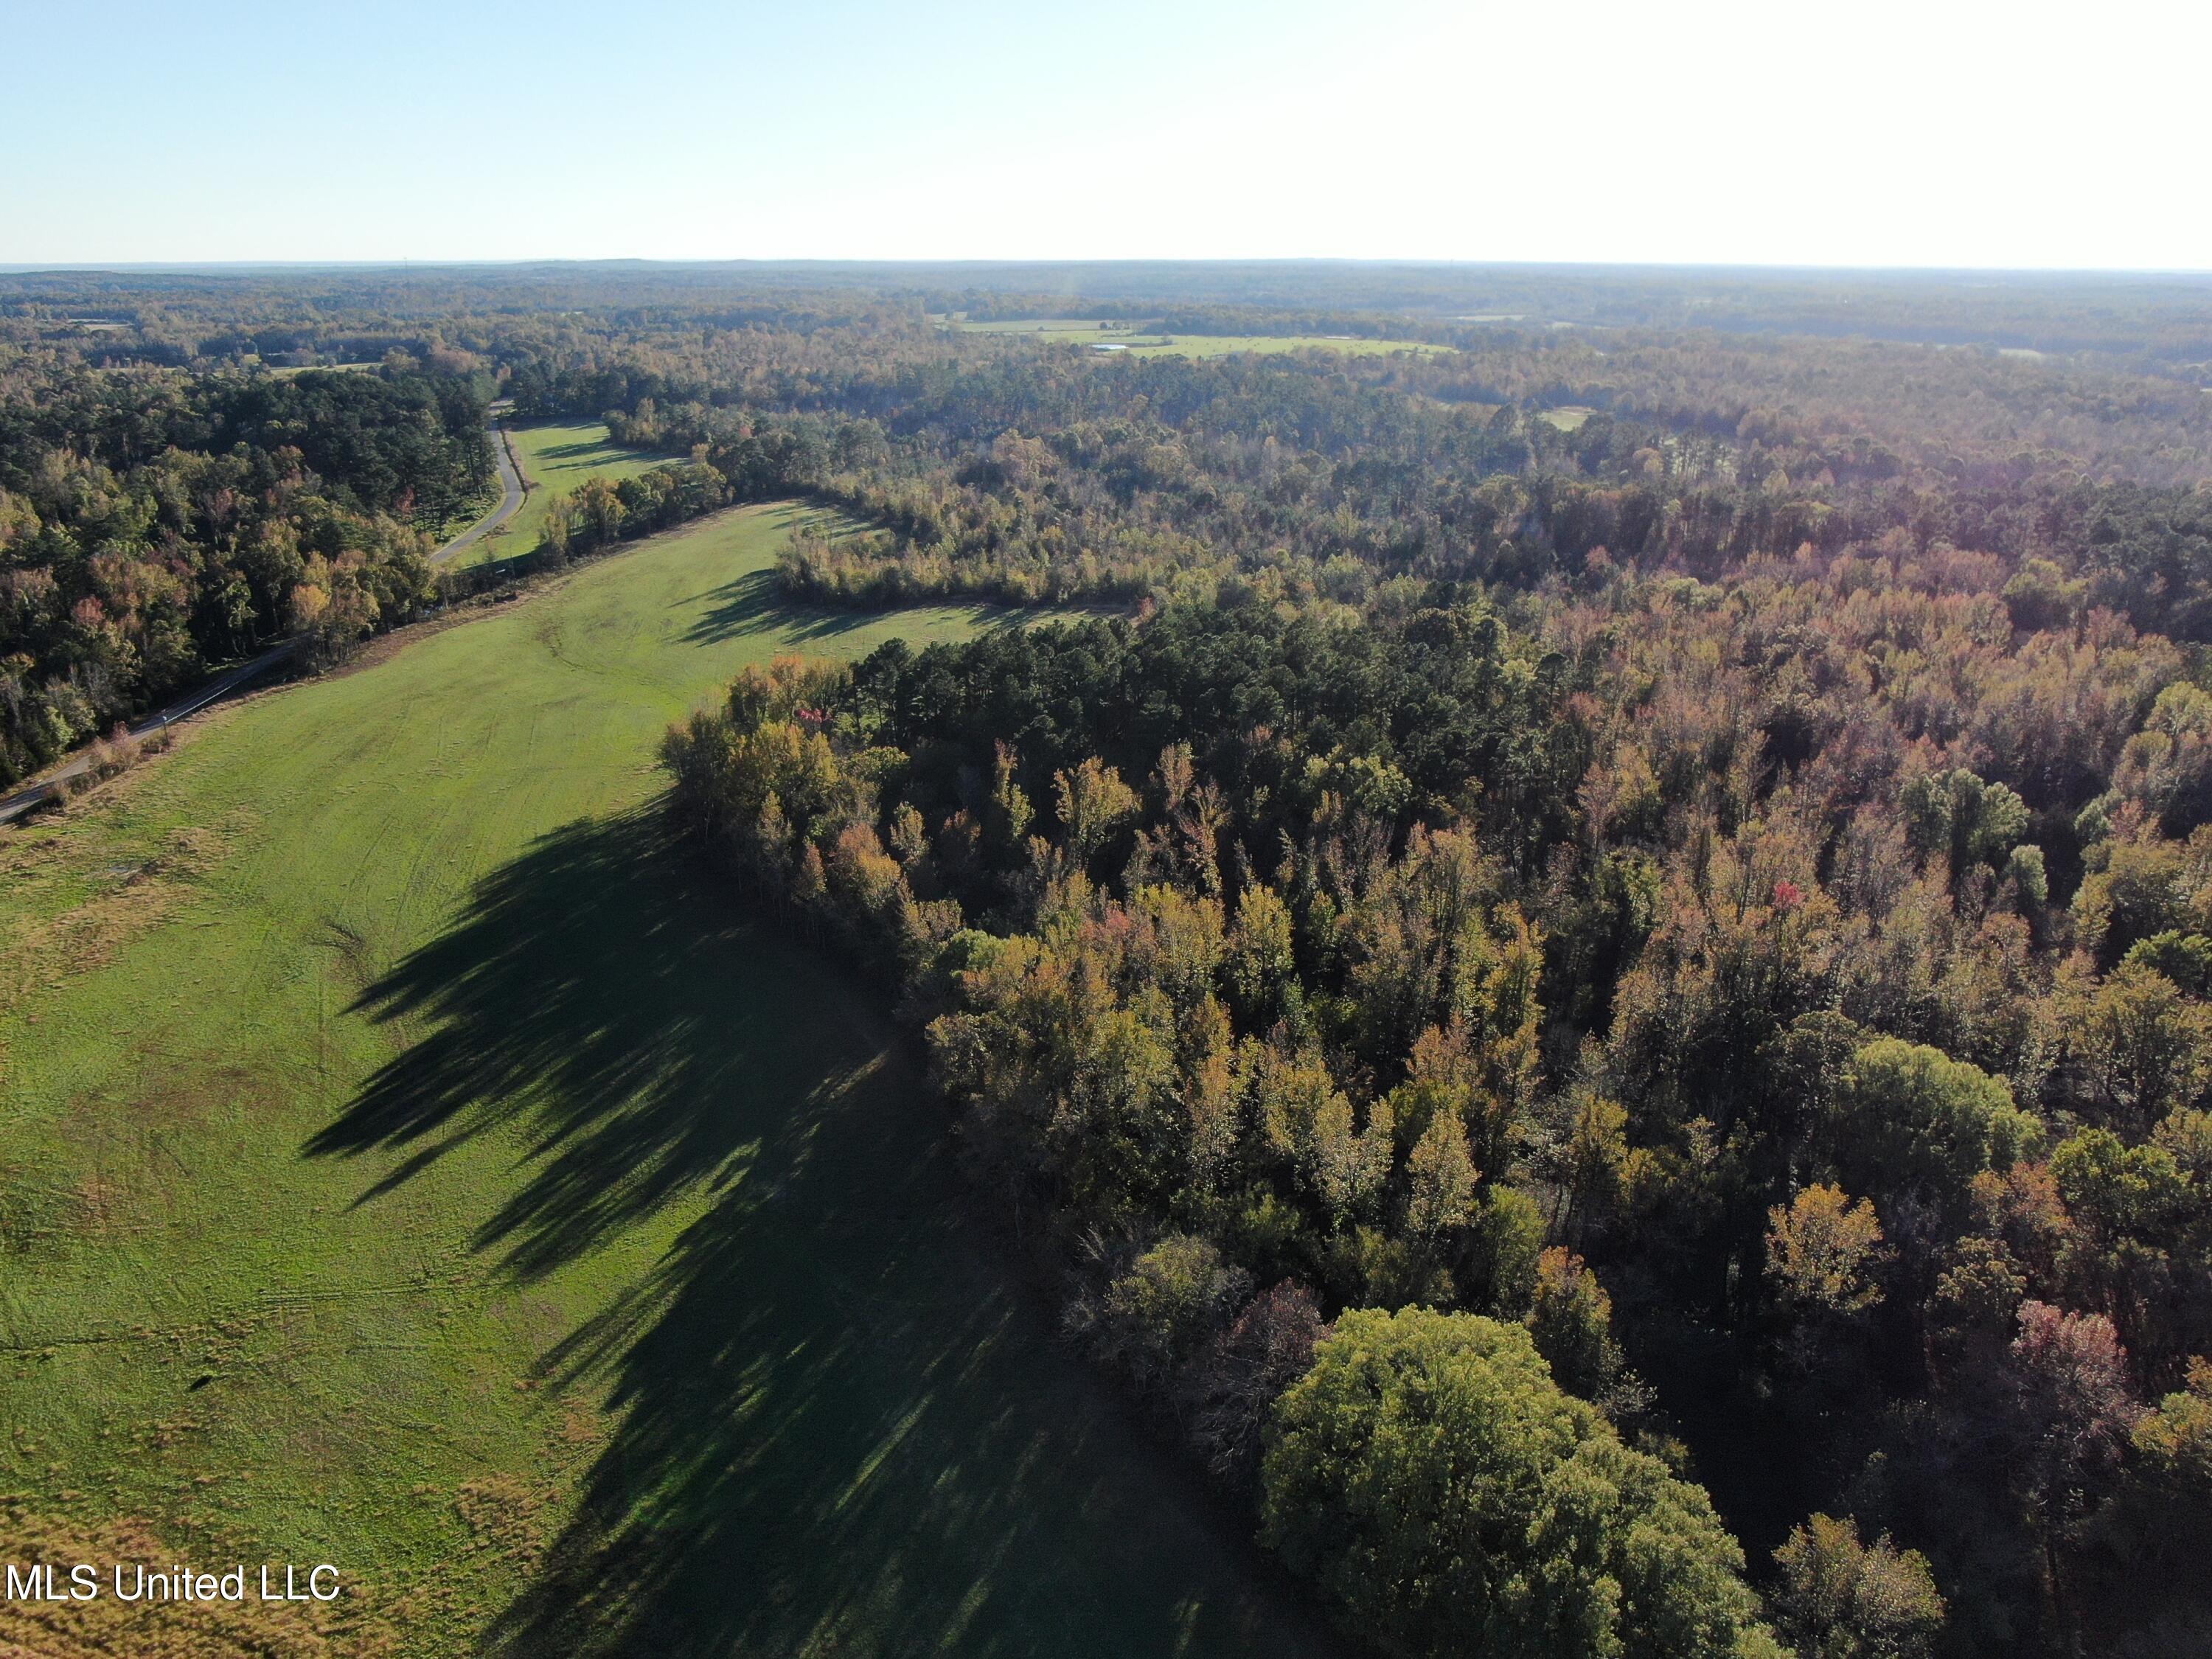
<box><xmin>678</xmin><ymin>565</ymin><xmax>888</xmax><ymax>648</ymax></box>
<box><xmin>678</xmin><ymin>563</ymin><xmax>1088</xmax><ymax>650</ymax></box>
<box><xmin>311</xmin><ymin>807</ymin><xmax>1335</xmax><ymax>1659</ymax></box>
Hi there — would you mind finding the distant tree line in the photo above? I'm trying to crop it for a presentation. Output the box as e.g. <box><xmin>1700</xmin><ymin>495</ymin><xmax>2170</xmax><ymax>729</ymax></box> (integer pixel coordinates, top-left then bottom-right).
<box><xmin>490</xmin><ymin>316</ymin><xmax>2212</xmax><ymax>643</ymax></box>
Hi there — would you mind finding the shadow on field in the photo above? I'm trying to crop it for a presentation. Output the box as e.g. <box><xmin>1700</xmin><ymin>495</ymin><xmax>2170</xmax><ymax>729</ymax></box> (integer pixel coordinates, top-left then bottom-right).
<box><xmin>310</xmin><ymin>809</ymin><xmax>783</xmax><ymax>1275</ymax></box>
<box><xmin>310</xmin><ymin>807</ymin><xmax>1332</xmax><ymax>1659</ymax></box>
<box><xmin>678</xmin><ymin>566</ymin><xmax>886</xmax><ymax>647</ymax></box>
<box><xmin>678</xmin><ymin>563</ymin><xmax>1085</xmax><ymax>650</ymax></box>
<box><xmin>536</xmin><ymin>439</ymin><xmax>619</xmax><ymax>462</ymax></box>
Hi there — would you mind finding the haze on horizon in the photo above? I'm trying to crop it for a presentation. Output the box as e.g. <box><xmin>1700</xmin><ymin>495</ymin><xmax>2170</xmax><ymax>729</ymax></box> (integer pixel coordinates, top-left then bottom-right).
<box><xmin>10</xmin><ymin>0</ymin><xmax>2207</xmax><ymax>274</ymax></box>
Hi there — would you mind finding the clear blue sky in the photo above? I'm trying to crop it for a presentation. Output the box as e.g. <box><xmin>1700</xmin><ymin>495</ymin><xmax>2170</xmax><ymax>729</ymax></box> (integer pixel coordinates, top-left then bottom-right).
<box><xmin>8</xmin><ymin>0</ymin><xmax>2205</xmax><ymax>270</ymax></box>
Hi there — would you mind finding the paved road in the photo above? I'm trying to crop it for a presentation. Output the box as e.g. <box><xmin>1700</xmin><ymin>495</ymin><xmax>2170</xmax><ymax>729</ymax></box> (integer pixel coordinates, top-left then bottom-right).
<box><xmin>0</xmin><ymin>637</ymin><xmax>305</xmax><ymax>824</ymax></box>
<box><xmin>433</xmin><ymin>410</ymin><xmax>526</xmax><ymax>565</ymax></box>
<box><xmin>1</xmin><ymin>412</ymin><xmax>526</xmax><ymax>825</ymax></box>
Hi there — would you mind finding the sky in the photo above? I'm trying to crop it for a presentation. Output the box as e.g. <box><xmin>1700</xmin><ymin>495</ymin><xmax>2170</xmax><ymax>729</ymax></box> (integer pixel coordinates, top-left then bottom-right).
<box><xmin>7</xmin><ymin>0</ymin><xmax>2205</xmax><ymax>271</ymax></box>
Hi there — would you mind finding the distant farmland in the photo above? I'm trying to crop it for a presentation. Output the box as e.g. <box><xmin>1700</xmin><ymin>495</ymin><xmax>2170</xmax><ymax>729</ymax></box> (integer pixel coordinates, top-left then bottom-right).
<box><xmin>1083</xmin><ymin>332</ymin><xmax>1455</xmax><ymax>358</ymax></box>
<box><xmin>944</xmin><ymin>316</ymin><xmax>1453</xmax><ymax>358</ymax></box>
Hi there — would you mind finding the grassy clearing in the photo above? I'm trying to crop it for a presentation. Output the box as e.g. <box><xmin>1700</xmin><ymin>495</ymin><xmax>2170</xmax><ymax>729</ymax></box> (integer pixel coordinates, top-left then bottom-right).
<box><xmin>451</xmin><ymin>420</ymin><xmax>672</xmax><ymax>568</ymax></box>
<box><xmin>947</xmin><ymin>316</ymin><xmax>1147</xmax><ymax>338</ymax></box>
<box><xmin>1537</xmin><ymin>405</ymin><xmax>1596</xmax><ymax>431</ymax></box>
<box><xmin>0</xmin><ymin>504</ymin><xmax>1329</xmax><ymax>1658</ymax></box>
<box><xmin>936</xmin><ymin>316</ymin><xmax>1453</xmax><ymax>360</ymax></box>
<box><xmin>1084</xmin><ymin>333</ymin><xmax>1454</xmax><ymax>359</ymax></box>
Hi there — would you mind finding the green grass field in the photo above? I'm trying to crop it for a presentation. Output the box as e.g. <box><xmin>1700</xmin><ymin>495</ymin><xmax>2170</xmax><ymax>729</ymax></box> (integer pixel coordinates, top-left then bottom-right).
<box><xmin>0</xmin><ymin>504</ymin><xmax>1329</xmax><ymax>1658</ymax></box>
<box><xmin>455</xmin><ymin>420</ymin><xmax>674</xmax><ymax>568</ymax></box>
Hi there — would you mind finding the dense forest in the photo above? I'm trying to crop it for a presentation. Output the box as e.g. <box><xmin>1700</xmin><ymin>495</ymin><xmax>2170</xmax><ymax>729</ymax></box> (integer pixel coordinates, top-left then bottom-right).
<box><xmin>11</xmin><ymin>262</ymin><xmax>2212</xmax><ymax>1656</ymax></box>
<box><xmin>629</xmin><ymin>275</ymin><xmax>2211</xmax><ymax>1657</ymax></box>
<box><xmin>662</xmin><ymin>584</ymin><xmax>2211</xmax><ymax>1656</ymax></box>
<box><xmin>0</xmin><ymin>351</ymin><xmax>493</xmax><ymax>782</ymax></box>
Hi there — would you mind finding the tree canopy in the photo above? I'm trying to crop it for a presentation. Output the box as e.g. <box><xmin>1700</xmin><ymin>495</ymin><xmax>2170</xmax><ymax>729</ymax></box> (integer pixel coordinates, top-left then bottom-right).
<box><xmin>1259</xmin><ymin>1308</ymin><xmax>1782</xmax><ymax>1659</ymax></box>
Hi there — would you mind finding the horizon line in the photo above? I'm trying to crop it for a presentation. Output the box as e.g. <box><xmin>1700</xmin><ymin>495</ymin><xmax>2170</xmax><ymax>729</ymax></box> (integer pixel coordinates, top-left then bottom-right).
<box><xmin>5</xmin><ymin>257</ymin><xmax>2212</xmax><ymax>282</ymax></box>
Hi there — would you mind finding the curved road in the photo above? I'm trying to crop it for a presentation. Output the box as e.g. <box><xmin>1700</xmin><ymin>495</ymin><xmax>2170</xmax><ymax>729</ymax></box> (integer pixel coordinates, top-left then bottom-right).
<box><xmin>0</xmin><ymin>410</ymin><xmax>525</xmax><ymax>824</ymax></box>
<box><xmin>432</xmin><ymin>405</ymin><xmax>526</xmax><ymax>565</ymax></box>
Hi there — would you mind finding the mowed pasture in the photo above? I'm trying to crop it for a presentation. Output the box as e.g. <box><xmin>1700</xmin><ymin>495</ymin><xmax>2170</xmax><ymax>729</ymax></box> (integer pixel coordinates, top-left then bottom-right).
<box><xmin>0</xmin><ymin>504</ymin><xmax>1332</xmax><ymax>1658</ymax></box>
<box><xmin>456</xmin><ymin>419</ymin><xmax>673</xmax><ymax>567</ymax></box>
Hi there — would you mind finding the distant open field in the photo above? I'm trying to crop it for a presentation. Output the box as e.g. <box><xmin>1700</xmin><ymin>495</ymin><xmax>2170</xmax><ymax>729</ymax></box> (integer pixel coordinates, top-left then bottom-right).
<box><xmin>1085</xmin><ymin>333</ymin><xmax>1454</xmax><ymax>359</ymax></box>
<box><xmin>451</xmin><ymin>420</ymin><xmax>672</xmax><ymax>568</ymax></box>
<box><xmin>937</xmin><ymin>317</ymin><xmax>1452</xmax><ymax>359</ymax></box>
<box><xmin>0</xmin><ymin>504</ymin><xmax>1329</xmax><ymax>1658</ymax></box>
<box><xmin>944</xmin><ymin>316</ymin><xmax>1145</xmax><ymax>338</ymax></box>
